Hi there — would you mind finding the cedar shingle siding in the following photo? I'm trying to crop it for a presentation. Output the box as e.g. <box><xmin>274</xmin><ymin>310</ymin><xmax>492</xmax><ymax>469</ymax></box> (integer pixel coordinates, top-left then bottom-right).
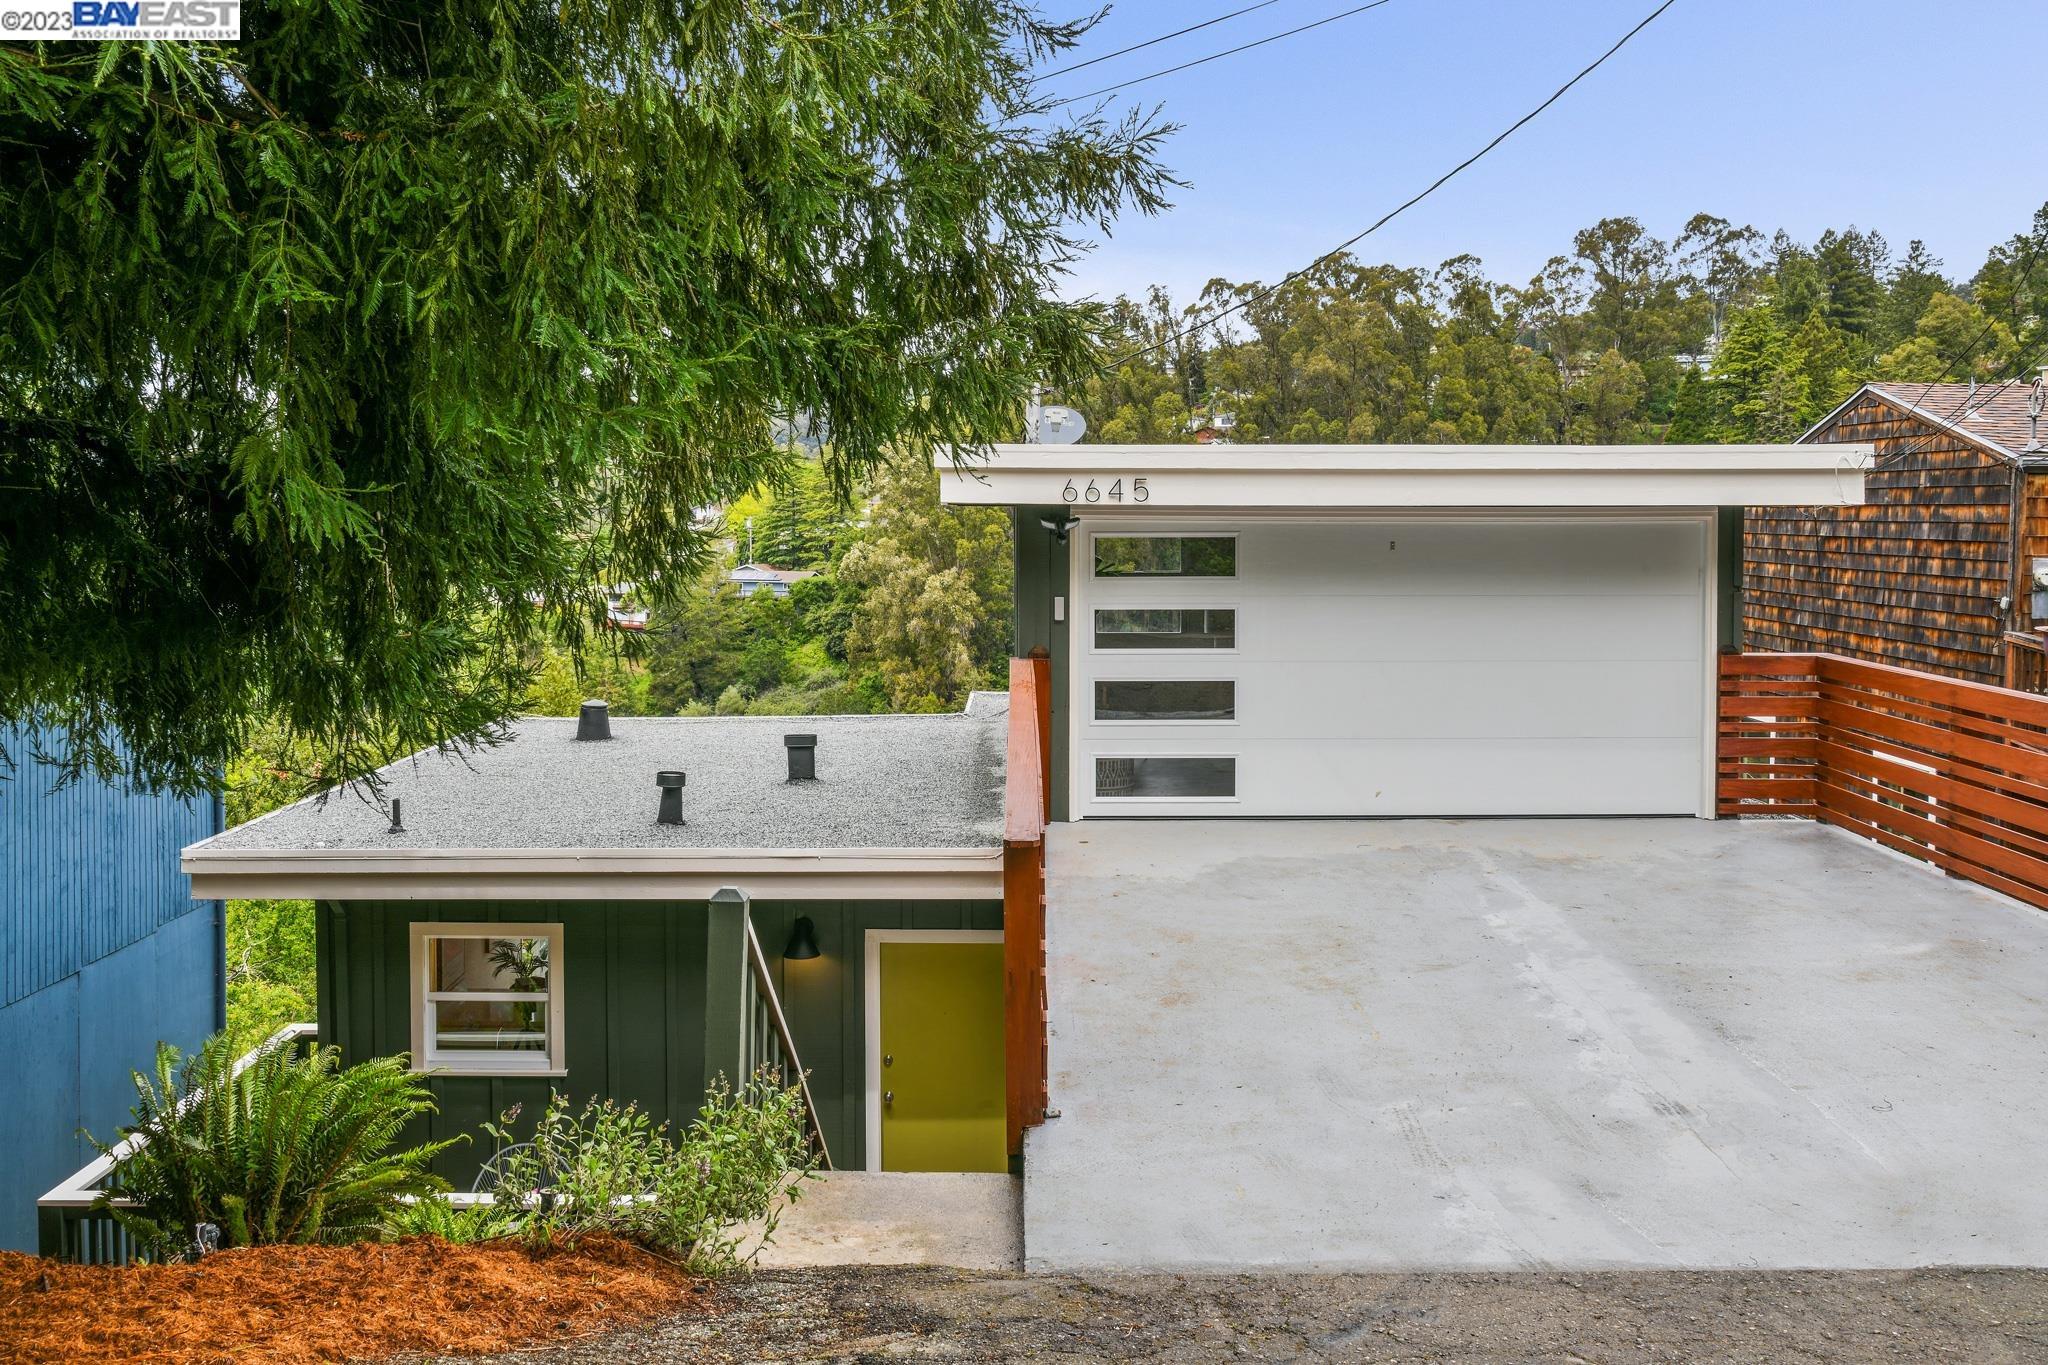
<box><xmin>1749</xmin><ymin>391</ymin><xmax>2016</xmax><ymax>685</ymax></box>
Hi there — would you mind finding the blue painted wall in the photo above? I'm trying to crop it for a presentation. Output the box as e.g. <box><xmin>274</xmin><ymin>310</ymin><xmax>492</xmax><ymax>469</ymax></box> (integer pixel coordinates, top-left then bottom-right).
<box><xmin>0</xmin><ymin>730</ymin><xmax>221</xmax><ymax>1253</ymax></box>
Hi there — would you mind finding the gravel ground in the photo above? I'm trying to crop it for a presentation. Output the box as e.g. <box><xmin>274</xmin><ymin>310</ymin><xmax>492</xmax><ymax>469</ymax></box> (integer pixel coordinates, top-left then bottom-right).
<box><xmin>432</xmin><ymin>1265</ymin><xmax>2048</xmax><ymax>1363</ymax></box>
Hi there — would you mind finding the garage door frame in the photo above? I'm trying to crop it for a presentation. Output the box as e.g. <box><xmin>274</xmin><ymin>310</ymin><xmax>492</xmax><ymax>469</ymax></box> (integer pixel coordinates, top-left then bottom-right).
<box><xmin>1066</xmin><ymin>509</ymin><xmax>1720</xmax><ymax>820</ymax></box>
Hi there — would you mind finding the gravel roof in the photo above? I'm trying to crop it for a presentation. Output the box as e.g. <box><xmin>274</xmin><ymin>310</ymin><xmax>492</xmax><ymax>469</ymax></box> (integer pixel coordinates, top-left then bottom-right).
<box><xmin>196</xmin><ymin>696</ymin><xmax>1009</xmax><ymax>853</ymax></box>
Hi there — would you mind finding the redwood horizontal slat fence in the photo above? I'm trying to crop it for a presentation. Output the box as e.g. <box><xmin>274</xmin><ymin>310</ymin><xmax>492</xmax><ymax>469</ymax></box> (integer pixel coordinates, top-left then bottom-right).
<box><xmin>1720</xmin><ymin>652</ymin><xmax>2048</xmax><ymax>910</ymax></box>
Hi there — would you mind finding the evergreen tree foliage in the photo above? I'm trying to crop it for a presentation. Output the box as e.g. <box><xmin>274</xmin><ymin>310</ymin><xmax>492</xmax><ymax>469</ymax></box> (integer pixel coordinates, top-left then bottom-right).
<box><xmin>839</xmin><ymin>457</ymin><xmax>1012</xmax><ymax>710</ymax></box>
<box><xmin>0</xmin><ymin>2</ymin><xmax>1173</xmax><ymax>793</ymax></box>
<box><xmin>752</xmin><ymin>460</ymin><xmax>850</xmax><ymax>571</ymax></box>
<box><xmin>1877</xmin><ymin>293</ymin><xmax>2017</xmax><ymax>384</ymax></box>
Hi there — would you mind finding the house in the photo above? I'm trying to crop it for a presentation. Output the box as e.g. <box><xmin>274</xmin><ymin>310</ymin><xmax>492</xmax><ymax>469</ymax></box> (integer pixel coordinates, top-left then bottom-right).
<box><xmin>152</xmin><ymin>440</ymin><xmax>2048</xmax><ymax>1276</ymax></box>
<box><xmin>1</xmin><ymin>733</ymin><xmax>222</xmax><ymax>1252</ymax></box>
<box><xmin>1757</xmin><ymin>377</ymin><xmax>2048</xmax><ymax>688</ymax></box>
<box><xmin>728</xmin><ymin>562</ymin><xmax>816</xmax><ymax>599</ymax></box>
<box><xmin>172</xmin><ymin>441</ymin><xmax>1870</xmax><ymax>1187</ymax></box>
<box><xmin>604</xmin><ymin>585</ymin><xmax>649</xmax><ymax>632</ymax></box>
<box><xmin>177</xmin><ymin>701</ymin><xmax>1018</xmax><ymax>1178</ymax></box>
<box><xmin>945</xmin><ymin>442</ymin><xmax>1864</xmax><ymax>821</ymax></box>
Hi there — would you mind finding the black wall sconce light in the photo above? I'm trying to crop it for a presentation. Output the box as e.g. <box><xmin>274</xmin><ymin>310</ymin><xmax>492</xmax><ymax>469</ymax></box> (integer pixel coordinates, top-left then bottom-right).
<box><xmin>784</xmin><ymin>915</ymin><xmax>821</xmax><ymax>961</ymax></box>
<box><xmin>1039</xmin><ymin>513</ymin><xmax>1079</xmax><ymax>544</ymax></box>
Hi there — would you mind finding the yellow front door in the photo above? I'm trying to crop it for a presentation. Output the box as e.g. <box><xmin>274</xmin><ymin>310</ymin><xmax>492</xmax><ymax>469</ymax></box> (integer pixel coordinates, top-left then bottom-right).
<box><xmin>878</xmin><ymin>939</ymin><xmax>1006</xmax><ymax>1172</ymax></box>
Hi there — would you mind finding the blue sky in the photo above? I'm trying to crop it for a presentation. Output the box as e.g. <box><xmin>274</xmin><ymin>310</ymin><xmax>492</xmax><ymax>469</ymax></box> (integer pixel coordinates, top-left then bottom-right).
<box><xmin>1041</xmin><ymin>0</ymin><xmax>2048</xmax><ymax>304</ymax></box>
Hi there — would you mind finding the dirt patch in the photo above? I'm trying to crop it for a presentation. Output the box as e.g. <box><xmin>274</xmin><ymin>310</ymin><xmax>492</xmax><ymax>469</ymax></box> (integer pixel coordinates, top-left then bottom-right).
<box><xmin>0</xmin><ymin>1236</ymin><xmax>716</xmax><ymax>1364</ymax></box>
<box><xmin>430</xmin><ymin>1263</ymin><xmax>2048</xmax><ymax>1363</ymax></box>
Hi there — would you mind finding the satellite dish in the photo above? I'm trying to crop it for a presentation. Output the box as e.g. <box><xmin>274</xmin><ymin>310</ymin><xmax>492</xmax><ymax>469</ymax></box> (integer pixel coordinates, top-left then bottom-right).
<box><xmin>1035</xmin><ymin>405</ymin><xmax>1087</xmax><ymax>445</ymax></box>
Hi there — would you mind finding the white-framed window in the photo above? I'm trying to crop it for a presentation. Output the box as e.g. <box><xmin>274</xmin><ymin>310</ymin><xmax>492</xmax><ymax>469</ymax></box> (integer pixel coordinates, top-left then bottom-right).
<box><xmin>1091</xmin><ymin>532</ymin><xmax>1237</xmax><ymax>579</ymax></box>
<box><xmin>409</xmin><ymin>922</ymin><xmax>565</xmax><ymax>1075</ymax></box>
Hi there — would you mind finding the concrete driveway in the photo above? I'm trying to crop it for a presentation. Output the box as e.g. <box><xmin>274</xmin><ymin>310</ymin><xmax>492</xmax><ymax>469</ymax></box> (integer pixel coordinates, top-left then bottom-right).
<box><xmin>1023</xmin><ymin>818</ymin><xmax>2048</xmax><ymax>1271</ymax></box>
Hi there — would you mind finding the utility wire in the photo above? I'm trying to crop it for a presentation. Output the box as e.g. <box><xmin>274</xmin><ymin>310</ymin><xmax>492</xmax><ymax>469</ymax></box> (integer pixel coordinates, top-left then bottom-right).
<box><xmin>1889</xmin><ymin>228</ymin><xmax>2045</xmax><ymax>417</ymax></box>
<box><xmin>1860</xmin><ymin>337</ymin><xmax>2048</xmax><ymax>470</ymax></box>
<box><xmin>1035</xmin><ymin>1</ymin><xmax>1284</xmax><ymax>82</ymax></box>
<box><xmin>1042</xmin><ymin>0</ymin><xmax>1395</xmax><ymax>110</ymax></box>
<box><xmin>1104</xmin><ymin>0</ymin><xmax>1682</xmax><ymax>369</ymax></box>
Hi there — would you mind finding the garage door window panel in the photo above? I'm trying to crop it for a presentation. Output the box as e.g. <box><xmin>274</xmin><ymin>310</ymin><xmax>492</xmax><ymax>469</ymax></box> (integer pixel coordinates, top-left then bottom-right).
<box><xmin>1094</xmin><ymin>679</ymin><xmax>1236</xmax><ymax>722</ymax></box>
<box><xmin>1094</xmin><ymin>608</ymin><xmax>1237</xmax><ymax>652</ymax></box>
<box><xmin>1093</xmin><ymin>535</ymin><xmax>1236</xmax><ymax>579</ymax></box>
<box><xmin>1095</xmin><ymin>755</ymin><xmax>1237</xmax><ymax>800</ymax></box>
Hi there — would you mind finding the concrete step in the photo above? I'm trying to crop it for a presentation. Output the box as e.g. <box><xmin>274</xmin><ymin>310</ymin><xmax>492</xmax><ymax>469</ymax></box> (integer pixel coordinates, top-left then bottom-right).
<box><xmin>753</xmin><ymin>1171</ymin><xmax>1021</xmax><ymax>1270</ymax></box>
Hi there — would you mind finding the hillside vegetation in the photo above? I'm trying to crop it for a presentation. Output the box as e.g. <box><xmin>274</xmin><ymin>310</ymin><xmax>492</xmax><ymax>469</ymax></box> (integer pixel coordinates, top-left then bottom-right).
<box><xmin>1066</xmin><ymin>209</ymin><xmax>2047</xmax><ymax>447</ymax></box>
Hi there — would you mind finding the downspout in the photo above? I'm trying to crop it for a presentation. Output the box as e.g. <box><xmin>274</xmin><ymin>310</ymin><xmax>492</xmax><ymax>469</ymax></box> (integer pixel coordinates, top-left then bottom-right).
<box><xmin>211</xmin><ymin>788</ymin><xmax>227</xmax><ymax>1035</ymax></box>
<box><xmin>2008</xmin><ymin>457</ymin><xmax>2026</xmax><ymax>687</ymax></box>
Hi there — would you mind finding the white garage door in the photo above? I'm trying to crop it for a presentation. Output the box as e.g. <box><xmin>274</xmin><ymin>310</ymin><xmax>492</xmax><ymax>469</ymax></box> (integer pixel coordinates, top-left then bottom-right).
<box><xmin>1071</xmin><ymin>517</ymin><xmax>1711</xmax><ymax>818</ymax></box>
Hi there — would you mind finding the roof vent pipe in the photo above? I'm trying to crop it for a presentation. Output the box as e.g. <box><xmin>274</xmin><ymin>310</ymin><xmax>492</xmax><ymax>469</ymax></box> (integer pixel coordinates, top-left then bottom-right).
<box><xmin>387</xmin><ymin>798</ymin><xmax>405</xmax><ymax>835</ymax></box>
<box><xmin>576</xmin><ymin>699</ymin><xmax>612</xmax><ymax>741</ymax></box>
<box><xmin>655</xmin><ymin>771</ymin><xmax>686</xmax><ymax>825</ymax></box>
<box><xmin>784</xmin><ymin>733</ymin><xmax>817</xmax><ymax>782</ymax></box>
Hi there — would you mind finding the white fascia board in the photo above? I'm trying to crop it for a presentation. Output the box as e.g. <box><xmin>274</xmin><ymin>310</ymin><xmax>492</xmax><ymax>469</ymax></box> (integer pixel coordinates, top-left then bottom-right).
<box><xmin>182</xmin><ymin>845</ymin><xmax>1004</xmax><ymax>901</ymax></box>
<box><xmin>936</xmin><ymin>443</ymin><xmax>1871</xmax><ymax>510</ymax></box>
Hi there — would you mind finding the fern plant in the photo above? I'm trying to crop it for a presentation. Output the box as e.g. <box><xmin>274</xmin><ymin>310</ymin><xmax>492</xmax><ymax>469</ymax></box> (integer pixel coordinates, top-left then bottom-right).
<box><xmin>91</xmin><ymin>1033</ymin><xmax>459</xmax><ymax>1258</ymax></box>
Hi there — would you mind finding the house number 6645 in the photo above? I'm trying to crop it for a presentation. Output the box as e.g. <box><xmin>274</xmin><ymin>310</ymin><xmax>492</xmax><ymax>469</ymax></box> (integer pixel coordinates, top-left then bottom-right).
<box><xmin>1062</xmin><ymin>476</ymin><xmax>1148</xmax><ymax>504</ymax></box>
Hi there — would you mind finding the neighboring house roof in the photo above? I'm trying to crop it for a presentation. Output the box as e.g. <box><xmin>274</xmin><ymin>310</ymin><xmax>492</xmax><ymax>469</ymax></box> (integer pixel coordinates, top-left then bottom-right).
<box><xmin>1805</xmin><ymin>381</ymin><xmax>2048</xmax><ymax>463</ymax></box>
<box><xmin>937</xmin><ymin>443</ymin><xmax>1871</xmax><ymax>510</ymax></box>
<box><xmin>728</xmin><ymin>563</ymin><xmax>816</xmax><ymax>585</ymax></box>
<box><xmin>183</xmin><ymin>697</ymin><xmax>1009</xmax><ymax>900</ymax></box>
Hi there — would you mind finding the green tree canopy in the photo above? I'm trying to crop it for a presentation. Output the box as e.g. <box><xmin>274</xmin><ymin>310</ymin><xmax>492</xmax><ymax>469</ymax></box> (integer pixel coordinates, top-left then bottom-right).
<box><xmin>0</xmin><ymin>2</ymin><xmax>1172</xmax><ymax>793</ymax></box>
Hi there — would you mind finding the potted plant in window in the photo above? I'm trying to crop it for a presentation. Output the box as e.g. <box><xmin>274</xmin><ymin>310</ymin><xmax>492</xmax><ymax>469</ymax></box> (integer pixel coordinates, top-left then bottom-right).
<box><xmin>489</xmin><ymin>938</ymin><xmax>549</xmax><ymax>1044</ymax></box>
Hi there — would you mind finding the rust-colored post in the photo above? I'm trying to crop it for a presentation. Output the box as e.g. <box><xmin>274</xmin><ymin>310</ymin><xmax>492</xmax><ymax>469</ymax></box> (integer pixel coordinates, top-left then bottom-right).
<box><xmin>1002</xmin><ymin>840</ymin><xmax>1045</xmax><ymax>1159</ymax></box>
<box><xmin>1029</xmin><ymin>648</ymin><xmax>1052</xmax><ymax>823</ymax></box>
<box><xmin>1003</xmin><ymin>656</ymin><xmax>1051</xmax><ymax>1160</ymax></box>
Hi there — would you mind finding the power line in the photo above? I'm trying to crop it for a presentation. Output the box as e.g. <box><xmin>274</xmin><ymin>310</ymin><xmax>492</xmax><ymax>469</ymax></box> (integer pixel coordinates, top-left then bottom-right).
<box><xmin>1104</xmin><ymin>0</ymin><xmax>1682</xmax><ymax>370</ymax></box>
<box><xmin>1035</xmin><ymin>1</ymin><xmax>1285</xmax><ymax>82</ymax></box>
<box><xmin>1042</xmin><ymin>0</ymin><xmax>1396</xmax><ymax>111</ymax></box>
<box><xmin>1890</xmin><ymin>228</ymin><xmax>2045</xmax><ymax>416</ymax></box>
<box><xmin>1867</xmin><ymin>338</ymin><xmax>2048</xmax><ymax>470</ymax></box>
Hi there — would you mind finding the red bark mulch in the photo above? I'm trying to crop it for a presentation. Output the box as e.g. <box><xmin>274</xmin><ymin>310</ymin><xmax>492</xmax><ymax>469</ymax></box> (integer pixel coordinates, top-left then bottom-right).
<box><xmin>0</xmin><ymin>1235</ymin><xmax>715</xmax><ymax>1364</ymax></box>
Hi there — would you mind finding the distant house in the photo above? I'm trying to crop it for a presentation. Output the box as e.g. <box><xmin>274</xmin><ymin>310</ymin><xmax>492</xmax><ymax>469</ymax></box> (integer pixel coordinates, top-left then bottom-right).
<box><xmin>604</xmin><ymin>585</ymin><xmax>649</xmax><ymax>632</ymax></box>
<box><xmin>728</xmin><ymin>562</ymin><xmax>815</xmax><ymax>599</ymax></box>
<box><xmin>0</xmin><ymin>734</ymin><xmax>221</xmax><ymax>1252</ymax></box>
<box><xmin>1755</xmin><ymin>378</ymin><xmax>2048</xmax><ymax>688</ymax></box>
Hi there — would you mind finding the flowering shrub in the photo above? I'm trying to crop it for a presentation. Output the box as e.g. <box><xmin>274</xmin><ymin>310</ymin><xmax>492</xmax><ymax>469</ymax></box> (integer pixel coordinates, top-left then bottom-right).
<box><xmin>480</xmin><ymin>1071</ymin><xmax>817</xmax><ymax>1272</ymax></box>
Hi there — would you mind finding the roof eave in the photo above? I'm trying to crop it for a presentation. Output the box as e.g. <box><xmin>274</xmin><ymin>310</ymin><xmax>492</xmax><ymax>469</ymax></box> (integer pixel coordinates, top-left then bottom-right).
<box><xmin>937</xmin><ymin>443</ymin><xmax>1870</xmax><ymax>510</ymax></box>
<box><xmin>182</xmin><ymin>845</ymin><xmax>1005</xmax><ymax>901</ymax></box>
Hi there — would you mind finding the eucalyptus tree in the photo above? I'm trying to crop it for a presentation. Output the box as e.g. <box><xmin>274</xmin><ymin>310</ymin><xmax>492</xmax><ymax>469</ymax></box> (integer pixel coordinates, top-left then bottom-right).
<box><xmin>0</xmin><ymin>1</ymin><xmax>1172</xmax><ymax>792</ymax></box>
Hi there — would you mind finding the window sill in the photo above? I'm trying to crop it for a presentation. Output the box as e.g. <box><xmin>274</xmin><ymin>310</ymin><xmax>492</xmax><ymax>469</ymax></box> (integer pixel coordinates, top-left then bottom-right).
<box><xmin>412</xmin><ymin>1066</ymin><xmax>569</xmax><ymax>1079</ymax></box>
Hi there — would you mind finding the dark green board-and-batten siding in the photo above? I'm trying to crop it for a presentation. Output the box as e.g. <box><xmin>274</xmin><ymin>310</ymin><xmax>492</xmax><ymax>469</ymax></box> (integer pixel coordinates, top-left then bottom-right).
<box><xmin>316</xmin><ymin>898</ymin><xmax>1001</xmax><ymax>1178</ymax></box>
<box><xmin>1010</xmin><ymin>507</ymin><xmax>1071</xmax><ymax>821</ymax></box>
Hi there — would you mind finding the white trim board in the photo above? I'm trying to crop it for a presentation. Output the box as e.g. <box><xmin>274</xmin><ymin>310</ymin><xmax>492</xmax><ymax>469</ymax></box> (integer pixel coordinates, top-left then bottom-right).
<box><xmin>937</xmin><ymin>443</ymin><xmax>1870</xmax><ymax>510</ymax></box>
<box><xmin>862</xmin><ymin>928</ymin><xmax>1005</xmax><ymax>1173</ymax></box>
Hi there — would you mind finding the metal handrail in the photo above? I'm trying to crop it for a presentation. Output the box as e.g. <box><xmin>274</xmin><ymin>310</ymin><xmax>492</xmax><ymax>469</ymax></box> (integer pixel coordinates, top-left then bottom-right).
<box><xmin>38</xmin><ymin>1021</ymin><xmax>319</xmax><ymax>1211</ymax></box>
<box><xmin>742</xmin><ymin>917</ymin><xmax>833</xmax><ymax>1170</ymax></box>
